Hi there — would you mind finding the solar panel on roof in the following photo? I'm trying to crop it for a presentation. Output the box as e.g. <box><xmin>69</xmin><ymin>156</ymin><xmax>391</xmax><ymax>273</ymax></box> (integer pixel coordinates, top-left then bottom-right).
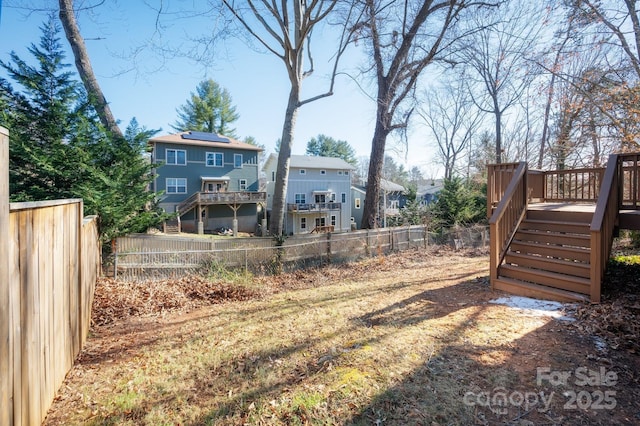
<box><xmin>182</xmin><ymin>131</ymin><xmax>230</xmax><ymax>143</ymax></box>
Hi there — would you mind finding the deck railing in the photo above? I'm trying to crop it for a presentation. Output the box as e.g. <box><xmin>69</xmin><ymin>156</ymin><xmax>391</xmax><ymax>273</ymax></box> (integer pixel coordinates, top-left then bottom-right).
<box><xmin>287</xmin><ymin>202</ymin><xmax>342</xmax><ymax>212</ymax></box>
<box><xmin>487</xmin><ymin>162</ymin><xmax>521</xmax><ymax>218</ymax></box>
<box><xmin>620</xmin><ymin>153</ymin><xmax>640</xmax><ymax>209</ymax></box>
<box><xmin>489</xmin><ymin>162</ymin><xmax>528</xmax><ymax>286</ymax></box>
<box><xmin>177</xmin><ymin>191</ymin><xmax>266</xmax><ymax>214</ymax></box>
<box><xmin>590</xmin><ymin>154</ymin><xmax>621</xmax><ymax>303</ymax></box>
<box><xmin>543</xmin><ymin>167</ymin><xmax>605</xmax><ymax>202</ymax></box>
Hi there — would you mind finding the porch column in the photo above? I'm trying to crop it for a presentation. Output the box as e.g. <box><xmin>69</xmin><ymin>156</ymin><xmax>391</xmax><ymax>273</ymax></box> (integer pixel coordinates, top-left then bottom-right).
<box><xmin>0</xmin><ymin>127</ymin><xmax>10</xmax><ymax>425</ymax></box>
<box><xmin>197</xmin><ymin>205</ymin><xmax>204</xmax><ymax>235</ymax></box>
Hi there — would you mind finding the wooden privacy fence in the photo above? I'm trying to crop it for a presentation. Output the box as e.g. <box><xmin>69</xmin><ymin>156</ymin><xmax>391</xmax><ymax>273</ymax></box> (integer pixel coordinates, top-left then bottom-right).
<box><xmin>113</xmin><ymin>225</ymin><xmax>489</xmax><ymax>281</ymax></box>
<box><xmin>0</xmin><ymin>152</ymin><xmax>101</xmax><ymax>426</ymax></box>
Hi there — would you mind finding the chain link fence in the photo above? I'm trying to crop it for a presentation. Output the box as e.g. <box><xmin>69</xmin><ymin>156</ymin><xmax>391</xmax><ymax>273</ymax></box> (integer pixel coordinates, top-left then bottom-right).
<box><xmin>111</xmin><ymin>224</ymin><xmax>489</xmax><ymax>281</ymax></box>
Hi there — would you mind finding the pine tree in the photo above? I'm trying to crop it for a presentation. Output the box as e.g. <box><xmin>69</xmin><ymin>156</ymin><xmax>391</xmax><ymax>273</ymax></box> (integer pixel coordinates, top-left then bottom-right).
<box><xmin>172</xmin><ymin>79</ymin><xmax>239</xmax><ymax>136</ymax></box>
<box><xmin>1</xmin><ymin>17</ymin><xmax>167</xmax><ymax>243</ymax></box>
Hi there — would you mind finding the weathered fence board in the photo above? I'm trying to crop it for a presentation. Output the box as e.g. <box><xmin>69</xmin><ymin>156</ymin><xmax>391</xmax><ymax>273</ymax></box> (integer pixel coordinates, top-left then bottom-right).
<box><xmin>3</xmin><ymin>198</ymin><xmax>100</xmax><ymax>426</ymax></box>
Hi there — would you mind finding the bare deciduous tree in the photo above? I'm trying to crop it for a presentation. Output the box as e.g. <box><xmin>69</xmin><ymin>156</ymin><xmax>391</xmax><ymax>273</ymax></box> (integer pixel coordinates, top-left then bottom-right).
<box><xmin>58</xmin><ymin>0</ymin><xmax>123</xmax><ymax>138</ymax></box>
<box><xmin>221</xmin><ymin>0</ymin><xmax>350</xmax><ymax>236</ymax></box>
<box><xmin>355</xmin><ymin>0</ymin><xmax>493</xmax><ymax>229</ymax></box>
<box><xmin>457</xmin><ymin>2</ymin><xmax>545</xmax><ymax>164</ymax></box>
<box><xmin>419</xmin><ymin>75</ymin><xmax>483</xmax><ymax>179</ymax></box>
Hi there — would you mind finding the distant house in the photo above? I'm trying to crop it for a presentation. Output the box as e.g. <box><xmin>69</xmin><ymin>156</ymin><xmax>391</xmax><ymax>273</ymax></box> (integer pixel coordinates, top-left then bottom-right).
<box><xmin>149</xmin><ymin>131</ymin><xmax>265</xmax><ymax>234</ymax></box>
<box><xmin>350</xmin><ymin>179</ymin><xmax>406</xmax><ymax>229</ymax></box>
<box><xmin>418</xmin><ymin>179</ymin><xmax>445</xmax><ymax>206</ymax></box>
<box><xmin>263</xmin><ymin>154</ymin><xmax>355</xmax><ymax>234</ymax></box>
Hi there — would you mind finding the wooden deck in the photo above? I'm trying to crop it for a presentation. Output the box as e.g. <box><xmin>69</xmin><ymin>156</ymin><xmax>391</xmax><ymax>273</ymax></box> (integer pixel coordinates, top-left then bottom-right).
<box><xmin>488</xmin><ymin>153</ymin><xmax>640</xmax><ymax>303</ymax></box>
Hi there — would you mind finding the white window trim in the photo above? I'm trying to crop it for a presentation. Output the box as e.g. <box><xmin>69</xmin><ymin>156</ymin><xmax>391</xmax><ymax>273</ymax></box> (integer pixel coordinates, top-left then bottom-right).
<box><xmin>355</xmin><ymin>198</ymin><xmax>361</xmax><ymax>209</ymax></box>
<box><xmin>206</xmin><ymin>152</ymin><xmax>224</xmax><ymax>167</ymax></box>
<box><xmin>166</xmin><ymin>177</ymin><xmax>187</xmax><ymax>194</ymax></box>
<box><xmin>295</xmin><ymin>193</ymin><xmax>306</xmax><ymax>204</ymax></box>
<box><xmin>239</xmin><ymin>179</ymin><xmax>247</xmax><ymax>190</ymax></box>
<box><xmin>341</xmin><ymin>192</ymin><xmax>347</xmax><ymax>203</ymax></box>
<box><xmin>299</xmin><ymin>169</ymin><xmax>306</xmax><ymax>175</ymax></box>
<box><xmin>166</xmin><ymin>148</ymin><xmax>187</xmax><ymax>166</ymax></box>
<box><xmin>320</xmin><ymin>170</ymin><xmax>326</xmax><ymax>175</ymax></box>
<box><xmin>337</xmin><ymin>171</ymin><xmax>343</xmax><ymax>176</ymax></box>
<box><xmin>300</xmin><ymin>217</ymin><xmax>307</xmax><ymax>230</ymax></box>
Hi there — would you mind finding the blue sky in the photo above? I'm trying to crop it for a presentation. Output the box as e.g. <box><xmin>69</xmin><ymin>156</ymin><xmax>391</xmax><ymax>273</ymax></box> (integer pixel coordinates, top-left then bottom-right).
<box><xmin>0</xmin><ymin>2</ymin><xmax>438</xmax><ymax>176</ymax></box>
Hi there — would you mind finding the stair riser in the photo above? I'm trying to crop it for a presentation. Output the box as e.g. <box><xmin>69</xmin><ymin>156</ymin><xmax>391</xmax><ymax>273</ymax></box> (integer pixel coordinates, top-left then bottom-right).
<box><xmin>515</xmin><ymin>232</ymin><xmax>590</xmax><ymax>248</ymax></box>
<box><xmin>509</xmin><ymin>242</ymin><xmax>591</xmax><ymax>262</ymax></box>
<box><xmin>526</xmin><ymin>210</ymin><xmax>593</xmax><ymax>223</ymax></box>
<box><xmin>504</xmin><ymin>254</ymin><xmax>590</xmax><ymax>278</ymax></box>
<box><xmin>493</xmin><ymin>278</ymin><xmax>589</xmax><ymax>302</ymax></box>
<box><xmin>519</xmin><ymin>221</ymin><xmax>589</xmax><ymax>234</ymax></box>
<box><xmin>500</xmin><ymin>265</ymin><xmax>590</xmax><ymax>294</ymax></box>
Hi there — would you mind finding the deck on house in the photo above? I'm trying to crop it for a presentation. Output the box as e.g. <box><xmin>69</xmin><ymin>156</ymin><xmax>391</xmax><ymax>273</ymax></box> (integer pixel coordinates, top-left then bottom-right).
<box><xmin>488</xmin><ymin>153</ymin><xmax>640</xmax><ymax>303</ymax></box>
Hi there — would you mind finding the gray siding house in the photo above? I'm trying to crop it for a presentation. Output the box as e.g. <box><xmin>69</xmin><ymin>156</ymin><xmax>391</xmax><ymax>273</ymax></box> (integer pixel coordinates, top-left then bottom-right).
<box><xmin>350</xmin><ymin>179</ymin><xmax>406</xmax><ymax>229</ymax></box>
<box><xmin>263</xmin><ymin>154</ymin><xmax>355</xmax><ymax>234</ymax></box>
<box><xmin>149</xmin><ymin>131</ymin><xmax>265</xmax><ymax>234</ymax></box>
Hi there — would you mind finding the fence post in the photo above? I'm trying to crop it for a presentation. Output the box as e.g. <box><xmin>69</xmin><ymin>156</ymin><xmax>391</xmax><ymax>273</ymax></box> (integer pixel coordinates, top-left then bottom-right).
<box><xmin>326</xmin><ymin>232</ymin><xmax>332</xmax><ymax>265</ymax></box>
<box><xmin>0</xmin><ymin>127</ymin><xmax>10</xmax><ymax>426</ymax></box>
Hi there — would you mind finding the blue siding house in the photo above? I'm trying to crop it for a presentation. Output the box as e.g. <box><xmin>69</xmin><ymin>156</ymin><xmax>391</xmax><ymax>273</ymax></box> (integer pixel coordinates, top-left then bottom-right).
<box><xmin>149</xmin><ymin>131</ymin><xmax>265</xmax><ymax>234</ymax></box>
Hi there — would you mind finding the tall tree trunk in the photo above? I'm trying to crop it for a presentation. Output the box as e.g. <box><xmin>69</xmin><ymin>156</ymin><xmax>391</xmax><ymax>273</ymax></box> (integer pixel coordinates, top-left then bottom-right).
<box><xmin>495</xmin><ymin>108</ymin><xmax>502</xmax><ymax>164</ymax></box>
<box><xmin>270</xmin><ymin>87</ymin><xmax>300</xmax><ymax>236</ymax></box>
<box><xmin>58</xmin><ymin>0</ymin><xmax>123</xmax><ymax>139</ymax></box>
<box><xmin>361</xmin><ymin>118</ymin><xmax>389</xmax><ymax>229</ymax></box>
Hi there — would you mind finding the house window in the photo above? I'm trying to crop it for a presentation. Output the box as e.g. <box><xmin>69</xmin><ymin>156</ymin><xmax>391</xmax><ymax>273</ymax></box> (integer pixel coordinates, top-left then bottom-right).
<box><xmin>206</xmin><ymin>152</ymin><xmax>223</xmax><ymax>167</ymax></box>
<box><xmin>300</xmin><ymin>217</ymin><xmax>307</xmax><ymax>230</ymax></box>
<box><xmin>341</xmin><ymin>193</ymin><xmax>346</xmax><ymax>203</ymax></box>
<box><xmin>166</xmin><ymin>178</ymin><xmax>187</xmax><ymax>194</ymax></box>
<box><xmin>239</xmin><ymin>179</ymin><xmax>247</xmax><ymax>190</ymax></box>
<box><xmin>344</xmin><ymin>171</ymin><xmax>349</xmax><ymax>176</ymax></box>
<box><xmin>315</xmin><ymin>194</ymin><xmax>326</xmax><ymax>203</ymax></box>
<box><xmin>331</xmin><ymin>215</ymin><xmax>336</xmax><ymax>226</ymax></box>
<box><xmin>337</xmin><ymin>171</ymin><xmax>343</xmax><ymax>176</ymax></box>
<box><xmin>272</xmin><ymin>171</ymin><xmax>275</xmax><ymax>181</ymax></box>
<box><xmin>390</xmin><ymin>200</ymin><xmax>399</xmax><ymax>209</ymax></box>
<box><xmin>234</xmin><ymin>154</ymin><xmax>243</xmax><ymax>168</ymax></box>
<box><xmin>355</xmin><ymin>198</ymin><xmax>361</xmax><ymax>209</ymax></box>
<box><xmin>299</xmin><ymin>169</ymin><xmax>306</xmax><ymax>175</ymax></box>
<box><xmin>315</xmin><ymin>217</ymin><xmax>326</xmax><ymax>228</ymax></box>
<box><xmin>320</xmin><ymin>170</ymin><xmax>326</xmax><ymax>175</ymax></box>
<box><xmin>166</xmin><ymin>149</ymin><xmax>186</xmax><ymax>165</ymax></box>
<box><xmin>330</xmin><ymin>193</ymin><xmax>336</xmax><ymax>202</ymax></box>
<box><xmin>295</xmin><ymin>193</ymin><xmax>306</xmax><ymax>204</ymax></box>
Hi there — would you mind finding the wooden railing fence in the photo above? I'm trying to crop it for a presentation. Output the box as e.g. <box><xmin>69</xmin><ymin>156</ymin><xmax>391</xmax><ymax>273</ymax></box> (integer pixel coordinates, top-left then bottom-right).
<box><xmin>0</xmin><ymin>127</ymin><xmax>101</xmax><ymax>426</ymax></box>
<box><xmin>487</xmin><ymin>162</ymin><xmax>521</xmax><ymax>218</ymax></box>
<box><xmin>488</xmin><ymin>162</ymin><xmax>528</xmax><ymax>286</ymax></box>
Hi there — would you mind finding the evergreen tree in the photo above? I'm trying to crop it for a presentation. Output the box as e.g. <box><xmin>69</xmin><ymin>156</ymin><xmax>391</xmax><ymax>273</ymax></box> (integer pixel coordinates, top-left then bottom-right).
<box><xmin>432</xmin><ymin>177</ymin><xmax>486</xmax><ymax>227</ymax></box>
<box><xmin>1</xmin><ymin>17</ymin><xmax>167</xmax><ymax>243</ymax></box>
<box><xmin>1</xmin><ymin>16</ymin><xmax>91</xmax><ymax>201</ymax></box>
<box><xmin>172</xmin><ymin>79</ymin><xmax>239</xmax><ymax>136</ymax></box>
<box><xmin>305</xmin><ymin>134</ymin><xmax>358</xmax><ymax>165</ymax></box>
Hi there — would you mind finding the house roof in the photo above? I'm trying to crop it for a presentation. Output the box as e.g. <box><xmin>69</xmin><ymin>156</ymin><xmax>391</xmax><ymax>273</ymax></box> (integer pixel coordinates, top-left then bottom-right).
<box><xmin>380</xmin><ymin>178</ymin><xmax>405</xmax><ymax>193</ymax></box>
<box><xmin>148</xmin><ymin>131</ymin><xmax>262</xmax><ymax>151</ymax></box>
<box><xmin>418</xmin><ymin>179</ymin><xmax>445</xmax><ymax>196</ymax></box>
<box><xmin>263</xmin><ymin>153</ymin><xmax>356</xmax><ymax>171</ymax></box>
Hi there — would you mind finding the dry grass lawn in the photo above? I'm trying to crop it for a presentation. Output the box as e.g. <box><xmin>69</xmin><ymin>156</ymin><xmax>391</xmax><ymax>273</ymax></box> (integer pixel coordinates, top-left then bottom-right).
<box><xmin>44</xmin><ymin>248</ymin><xmax>640</xmax><ymax>425</ymax></box>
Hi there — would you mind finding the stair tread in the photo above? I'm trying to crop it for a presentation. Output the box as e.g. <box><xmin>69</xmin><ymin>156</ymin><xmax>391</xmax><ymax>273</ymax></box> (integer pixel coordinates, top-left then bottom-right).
<box><xmin>500</xmin><ymin>264</ymin><xmax>591</xmax><ymax>284</ymax></box>
<box><xmin>516</xmin><ymin>229</ymin><xmax>590</xmax><ymax>238</ymax></box>
<box><xmin>494</xmin><ymin>277</ymin><xmax>590</xmax><ymax>302</ymax></box>
<box><xmin>522</xmin><ymin>219</ymin><xmax>590</xmax><ymax>227</ymax></box>
<box><xmin>506</xmin><ymin>251</ymin><xmax>590</xmax><ymax>268</ymax></box>
<box><xmin>511</xmin><ymin>240</ymin><xmax>591</xmax><ymax>253</ymax></box>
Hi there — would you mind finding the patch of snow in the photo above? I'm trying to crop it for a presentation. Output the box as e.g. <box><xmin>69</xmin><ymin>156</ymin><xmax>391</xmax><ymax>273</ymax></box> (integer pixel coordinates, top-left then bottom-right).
<box><xmin>489</xmin><ymin>296</ymin><xmax>575</xmax><ymax>321</ymax></box>
<box><xmin>593</xmin><ymin>335</ymin><xmax>608</xmax><ymax>352</ymax></box>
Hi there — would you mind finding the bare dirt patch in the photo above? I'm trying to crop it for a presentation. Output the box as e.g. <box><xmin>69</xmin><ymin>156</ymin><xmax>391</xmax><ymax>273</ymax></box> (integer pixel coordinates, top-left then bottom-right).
<box><xmin>44</xmin><ymin>247</ymin><xmax>640</xmax><ymax>425</ymax></box>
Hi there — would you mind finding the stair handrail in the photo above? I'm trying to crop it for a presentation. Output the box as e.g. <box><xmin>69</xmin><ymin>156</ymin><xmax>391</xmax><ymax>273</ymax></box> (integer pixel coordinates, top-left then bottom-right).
<box><xmin>176</xmin><ymin>192</ymin><xmax>201</xmax><ymax>215</ymax></box>
<box><xmin>489</xmin><ymin>162</ymin><xmax>528</xmax><ymax>285</ymax></box>
<box><xmin>589</xmin><ymin>154</ymin><xmax>620</xmax><ymax>303</ymax></box>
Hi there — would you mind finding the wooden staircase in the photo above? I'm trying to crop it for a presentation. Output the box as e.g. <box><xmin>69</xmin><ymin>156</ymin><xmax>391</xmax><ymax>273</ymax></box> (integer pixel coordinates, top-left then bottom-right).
<box><xmin>488</xmin><ymin>153</ymin><xmax>640</xmax><ymax>303</ymax></box>
<box><xmin>494</xmin><ymin>207</ymin><xmax>593</xmax><ymax>302</ymax></box>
